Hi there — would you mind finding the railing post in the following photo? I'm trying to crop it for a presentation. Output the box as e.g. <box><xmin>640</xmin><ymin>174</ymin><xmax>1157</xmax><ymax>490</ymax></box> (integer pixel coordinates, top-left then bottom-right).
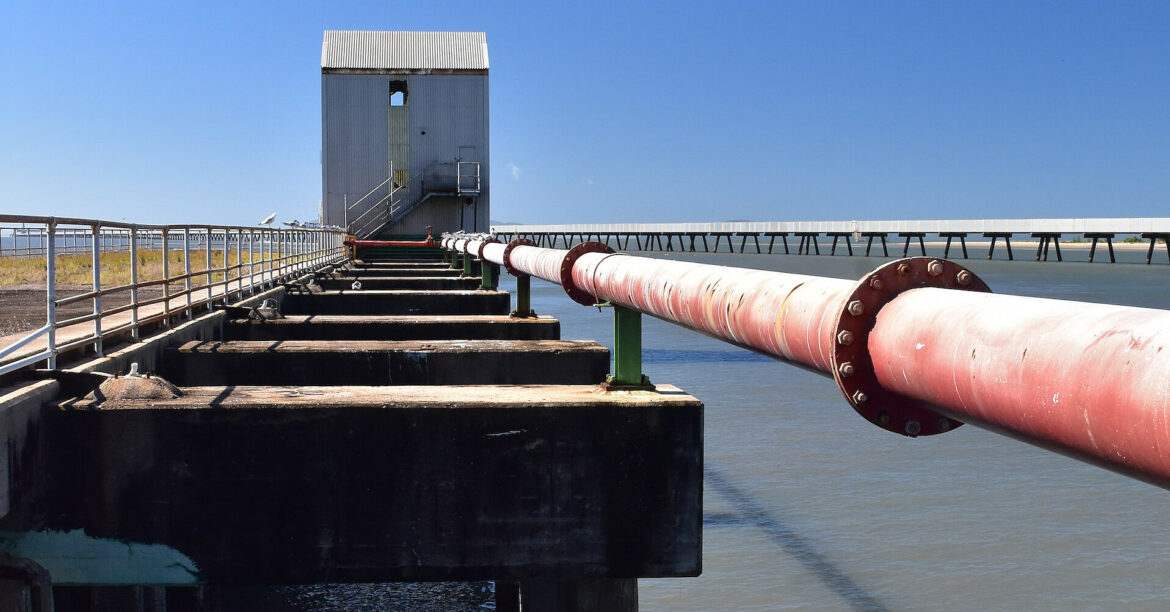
<box><xmin>46</xmin><ymin>221</ymin><xmax>57</xmax><ymax>369</ymax></box>
<box><xmin>299</xmin><ymin>230</ymin><xmax>304</xmax><ymax>269</ymax></box>
<box><xmin>162</xmin><ymin>228</ymin><xmax>171</xmax><ymax>328</ymax></box>
<box><xmin>130</xmin><ymin>227</ymin><xmax>140</xmax><ymax>338</ymax></box>
<box><xmin>256</xmin><ymin>231</ymin><xmax>265</xmax><ymax>291</ymax></box>
<box><xmin>273</xmin><ymin>229</ymin><xmax>279</xmax><ymax>282</ymax></box>
<box><xmin>247</xmin><ymin>230</ymin><xmax>255</xmax><ymax>295</ymax></box>
<box><xmin>91</xmin><ymin>223</ymin><xmax>103</xmax><ymax>356</ymax></box>
<box><xmin>235</xmin><ymin>228</ymin><xmax>243</xmax><ymax>297</ymax></box>
<box><xmin>205</xmin><ymin>227</ymin><xmax>213</xmax><ymax>310</ymax></box>
<box><xmin>183</xmin><ymin>227</ymin><xmax>192</xmax><ymax>318</ymax></box>
<box><xmin>609</xmin><ymin>305</ymin><xmax>648</xmax><ymax>387</ymax></box>
<box><xmin>221</xmin><ymin>228</ymin><xmax>230</xmax><ymax>301</ymax></box>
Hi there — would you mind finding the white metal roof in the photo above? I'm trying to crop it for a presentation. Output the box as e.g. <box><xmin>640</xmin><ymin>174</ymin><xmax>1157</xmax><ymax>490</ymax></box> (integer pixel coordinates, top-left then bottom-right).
<box><xmin>321</xmin><ymin>30</ymin><xmax>488</xmax><ymax>72</ymax></box>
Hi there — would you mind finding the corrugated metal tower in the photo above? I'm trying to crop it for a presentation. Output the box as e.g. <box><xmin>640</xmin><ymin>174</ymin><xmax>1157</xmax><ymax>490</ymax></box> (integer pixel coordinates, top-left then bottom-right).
<box><xmin>321</xmin><ymin>30</ymin><xmax>489</xmax><ymax>237</ymax></box>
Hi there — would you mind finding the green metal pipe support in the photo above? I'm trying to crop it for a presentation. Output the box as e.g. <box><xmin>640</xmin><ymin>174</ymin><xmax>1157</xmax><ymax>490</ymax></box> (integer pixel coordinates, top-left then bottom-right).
<box><xmin>479</xmin><ymin>259</ymin><xmax>493</xmax><ymax>290</ymax></box>
<box><xmin>462</xmin><ymin>252</ymin><xmax>473</xmax><ymax>277</ymax></box>
<box><xmin>511</xmin><ymin>275</ymin><xmax>533</xmax><ymax>317</ymax></box>
<box><xmin>608</xmin><ymin>305</ymin><xmax>649</xmax><ymax>387</ymax></box>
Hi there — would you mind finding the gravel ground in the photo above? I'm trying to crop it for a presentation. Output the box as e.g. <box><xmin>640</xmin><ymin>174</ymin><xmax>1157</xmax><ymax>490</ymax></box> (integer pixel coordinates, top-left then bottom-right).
<box><xmin>0</xmin><ymin>285</ymin><xmax>167</xmax><ymax>337</ymax></box>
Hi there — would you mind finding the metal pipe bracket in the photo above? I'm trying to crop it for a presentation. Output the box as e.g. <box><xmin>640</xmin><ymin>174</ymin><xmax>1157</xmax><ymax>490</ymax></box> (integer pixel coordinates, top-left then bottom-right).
<box><xmin>831</xmin><ymin>257</ymin><xmax>990</xmax><ymax>437</ymax></box>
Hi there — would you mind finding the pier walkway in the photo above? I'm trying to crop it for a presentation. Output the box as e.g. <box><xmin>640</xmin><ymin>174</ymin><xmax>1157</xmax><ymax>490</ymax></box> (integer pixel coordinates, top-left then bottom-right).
<box><xmin>0</xmin><ymin>247</ymin><xmax>701</xmax><ymax>611</ymax></box>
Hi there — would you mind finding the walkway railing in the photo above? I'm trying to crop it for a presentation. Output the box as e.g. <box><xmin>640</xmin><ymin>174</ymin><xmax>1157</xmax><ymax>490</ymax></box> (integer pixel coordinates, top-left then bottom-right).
<box><xmin>0</xmin><ymin>214</ymin><xmax>347</xmax><ymax>376</ymax></box>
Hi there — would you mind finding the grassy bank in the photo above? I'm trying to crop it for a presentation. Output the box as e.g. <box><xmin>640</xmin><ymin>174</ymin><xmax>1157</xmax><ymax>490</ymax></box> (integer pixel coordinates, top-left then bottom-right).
<box><xmin>0</xmin><ymin>249</ymin><xmax>285</xmax><ymax>288</ymax></box>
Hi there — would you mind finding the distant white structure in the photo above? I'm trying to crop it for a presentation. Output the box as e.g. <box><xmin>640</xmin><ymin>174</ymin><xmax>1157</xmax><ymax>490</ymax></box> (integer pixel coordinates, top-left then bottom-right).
<box><xmin>260</xmin><ymin>212</ymin><xmax>277</xmax><ymax>225</ymax></box>
<box><xmin>321</xmin><ymin>30</ymin><xmax>489</xmax><ymax>238</ymax></box>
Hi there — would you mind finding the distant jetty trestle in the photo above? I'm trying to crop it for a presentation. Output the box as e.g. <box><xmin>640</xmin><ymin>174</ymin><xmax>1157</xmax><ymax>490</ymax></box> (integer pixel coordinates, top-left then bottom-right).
<box><xmin>491</xmin><ymin>219</ymin><xmax>1170</xmax><ymax>264</ymax></box>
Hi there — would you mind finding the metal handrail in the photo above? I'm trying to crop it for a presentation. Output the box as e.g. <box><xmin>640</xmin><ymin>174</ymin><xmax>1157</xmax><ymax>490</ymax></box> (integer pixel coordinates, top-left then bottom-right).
<box><xmin>343</xmin><ymin>161</ymin><xmax>407</xmax><ymax>238</ymax></box>
<box><xmin>457</xmin><ymin>161</ymin><xmax>481</xmax><ymax>195</ymax></box>
<box><xmin>0</xmin><ymin>214</ymin><xmax>347</xmax><ymax>376</ymax></box>
<box><xmin>346</xmin><ymin>177</ymin><xmax>392</xmax><ymax>212</ymax></box>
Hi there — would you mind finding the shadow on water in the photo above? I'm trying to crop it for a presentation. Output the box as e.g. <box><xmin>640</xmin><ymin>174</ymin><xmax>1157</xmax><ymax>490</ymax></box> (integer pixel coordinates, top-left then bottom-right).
<box><xmin>705</xmin><ymin>466</ymin><xmax>888</xmax><ymax>612</ymax></box>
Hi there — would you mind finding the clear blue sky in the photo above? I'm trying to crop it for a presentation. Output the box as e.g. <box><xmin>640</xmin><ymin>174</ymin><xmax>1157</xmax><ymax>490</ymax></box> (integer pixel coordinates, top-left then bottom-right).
<box><xmin>1</xmin><ymin>1</ymin><xmax>1167</xmax><ymax>226</ymax></box>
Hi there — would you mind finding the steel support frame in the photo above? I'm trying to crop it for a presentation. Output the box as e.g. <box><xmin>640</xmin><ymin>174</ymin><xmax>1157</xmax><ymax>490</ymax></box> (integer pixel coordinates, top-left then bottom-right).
<box><xmin>607</xmin><ymin>305</ymin><xmax>648</xmax><ymax>388</ymax></box>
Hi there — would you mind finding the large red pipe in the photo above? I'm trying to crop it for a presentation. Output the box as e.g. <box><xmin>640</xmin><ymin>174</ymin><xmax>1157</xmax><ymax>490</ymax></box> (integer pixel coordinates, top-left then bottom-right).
<box><xmin>870</xmin><ymin>289</ymin><xmax>1170</xmax><ymax>488</ymax></box>
<box><xmin>438</xmin><ymin>237</ymin><xmax>1170</xmax><ymax>488</ymax></box>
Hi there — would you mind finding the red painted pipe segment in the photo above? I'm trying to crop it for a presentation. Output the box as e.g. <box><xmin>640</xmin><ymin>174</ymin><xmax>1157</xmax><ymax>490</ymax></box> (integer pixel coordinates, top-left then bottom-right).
<box><xmin>482</xmin><ymin>241</ymin><xmax>506</xmax><ymax>265</ymax></box>
<box><xmin>462</xmin><ymin>238</ymin><xmax>486</xmax><ymax>255</ymax></box>
<box><xmin>490</xmin><ymin>240</ymin><xmax>1170</xmax><ymax>487</ymax></box>
<box><xmin>345</xmin><ymin>238</ymin><xmax>435</xmax><ymax>248</ymax></box>
<box><xmin>870</xmin><ymin>288</ymin><xmax>1170</xmax><ymax>488</ymax></box>
<box><xmin>506</xmin><ymin>245</ymin><xmax>568</xmax><ymax>286</ymax></box>
<box><xmin>572</xmin><ymin>250</ymin><xmax>863</xmax><ymax>380</ymax></box>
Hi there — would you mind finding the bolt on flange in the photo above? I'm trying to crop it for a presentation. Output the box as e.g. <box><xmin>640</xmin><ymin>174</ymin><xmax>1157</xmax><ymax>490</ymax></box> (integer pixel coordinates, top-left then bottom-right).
<box><xmin>830</xmin><ymin>257</ymin><xmax>991</xmax><ymax>438</ymax></box>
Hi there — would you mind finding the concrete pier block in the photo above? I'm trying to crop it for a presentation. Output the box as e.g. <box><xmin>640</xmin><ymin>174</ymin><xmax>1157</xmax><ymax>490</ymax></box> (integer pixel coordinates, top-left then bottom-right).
<box><xmin>282</xmin><ymin>290</ymin><xmax>511</xmax><ymax>315</ymax></box>
<box><xmin>318</xmin><ymin>276</ymin><xmax>481</xmax><ymax>290</ymax></box>
<box><xmin>162</xmin><ymin>340</ymin><xmax>610</xmax><ymax>385</ymax></box>
<box><xmin>224</xmin><ymin>315</ymin><xmax>560</xmax><ymax>341</ymax></box>
<box><xmin>49</xmin><ymin>385</ymin><xmax>703</xmax><ymax>584</ymax></box>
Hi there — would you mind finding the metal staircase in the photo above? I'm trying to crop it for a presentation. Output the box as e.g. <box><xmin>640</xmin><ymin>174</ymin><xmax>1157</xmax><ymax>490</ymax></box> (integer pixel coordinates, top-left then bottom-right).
<box><xmin>346</xmin><ymin>160</ymin><xmax>480</xmax><ymax>238</ymax></box>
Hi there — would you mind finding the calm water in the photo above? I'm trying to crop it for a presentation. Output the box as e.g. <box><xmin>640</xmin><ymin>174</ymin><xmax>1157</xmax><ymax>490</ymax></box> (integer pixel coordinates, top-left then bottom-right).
<box><xmin>246</xmin><ymin>250</ymin><xmax>1170</xmax><ymax>610</ymax></box>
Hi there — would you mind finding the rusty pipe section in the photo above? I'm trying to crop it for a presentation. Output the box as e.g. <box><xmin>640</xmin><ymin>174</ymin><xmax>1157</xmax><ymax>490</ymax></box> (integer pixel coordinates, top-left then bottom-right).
<box><xmin>476</xmin><ymin>239</ymin><xmax>1170</xmax><ymax>487</ymax></box>
<box><xmin>869</xmin><ymin>288</ymin><xmax>1170</xmax><ymax>488</ymax></box>
<box><xmin>507</xmin><ymin>245</ymin><xmax>570</xmax><ymax>286</ymax></box>
<box><xmin>572</xmin><ymin>251</ymin><xmax>851</xmax><ymax>372</ymax></box>
<box><xmin>481</xmin><ymin>241</ymin><xmax>506</xmax><ymax>265</ymax></box>
<box><xmin>443</xmin><ymin>235</ymin><xmax>506</xmax><ymax>265</ymax></box>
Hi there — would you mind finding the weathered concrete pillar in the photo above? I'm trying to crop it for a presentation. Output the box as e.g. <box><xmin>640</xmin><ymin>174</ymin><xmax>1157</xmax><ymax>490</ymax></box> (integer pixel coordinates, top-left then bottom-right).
<box><xmin>520</xmin><ymin>578</ymin><xmax>638</xmax><ymax>611</ymax></box>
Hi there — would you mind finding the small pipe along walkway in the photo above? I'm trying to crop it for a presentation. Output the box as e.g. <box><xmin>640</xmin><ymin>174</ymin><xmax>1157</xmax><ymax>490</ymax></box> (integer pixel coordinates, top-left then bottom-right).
<box><xmin>5</xmin><ymin>246</ymin><xmax>701</xmax><ymax>611</ymax></box>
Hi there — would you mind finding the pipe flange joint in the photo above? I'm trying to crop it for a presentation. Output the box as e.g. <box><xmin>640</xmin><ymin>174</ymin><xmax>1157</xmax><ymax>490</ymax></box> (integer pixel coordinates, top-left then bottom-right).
<box><xmin>477</xmin><ymin>236</ymin><xmax>498</xmax><ymax>261</ymax></box>
<box><xmin>561</xmin><ymin>242</ymin><xmax>613</xmax><ymax>306</ymax></box>
<box><xmin>503</xmin><ymin>238</ymin><xmax>534</xmax><ymax>277</ymax></box>
<box><xmin>831</xmin><ymin>257</ymin><xmax>991</xmax><ymax>438</ymax></box>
